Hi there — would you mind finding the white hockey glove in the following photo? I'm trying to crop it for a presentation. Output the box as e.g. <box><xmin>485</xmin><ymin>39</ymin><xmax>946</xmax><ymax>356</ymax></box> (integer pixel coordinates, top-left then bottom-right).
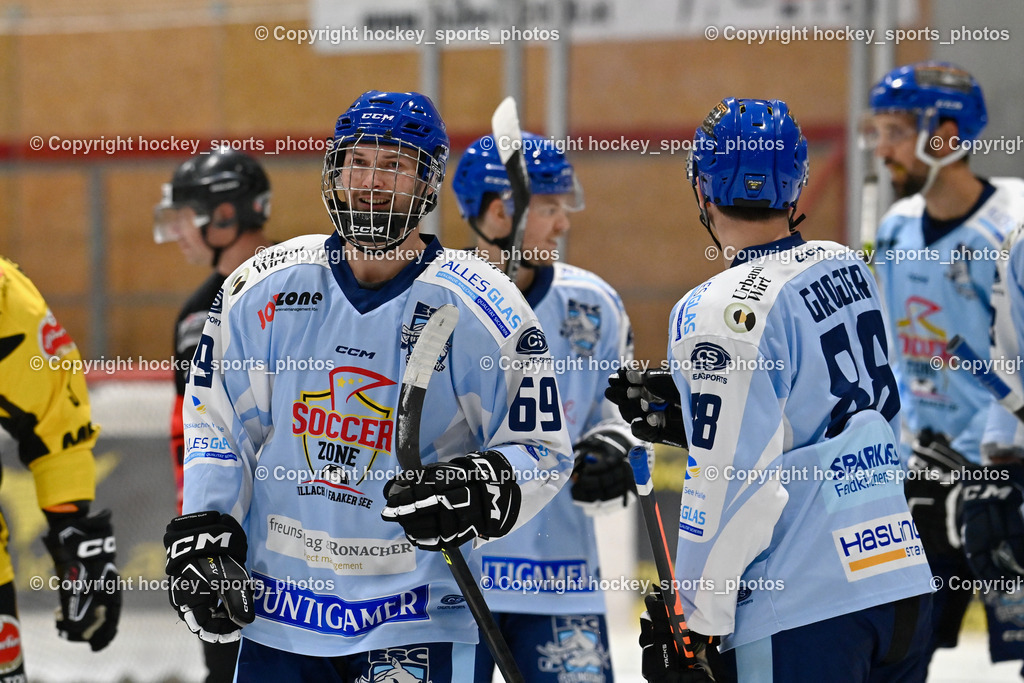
<box><xmin>163</xmin><ymin>511</ymin><xmax>255</xmax><ymax>643</ymax></box>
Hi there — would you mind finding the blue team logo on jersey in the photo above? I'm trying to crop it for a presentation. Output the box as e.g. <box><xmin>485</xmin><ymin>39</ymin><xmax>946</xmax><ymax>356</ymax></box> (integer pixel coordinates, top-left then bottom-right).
<box><xmin>356</xmin><ymin>647</ymin><xmax>432</xmax><ymax>683</ymax></box>
<box><xmin>401</xmin><ymin>301</ymin><xmax>450</xmax><ymax>372</ymax></box>
<box><xmin>690</xmin><ymin>342</ymin><xmax>731</xmax><ymax>372</ymax></box>
<box><xmin>536</xmin><ymin>615</ymin><xmax>611</xmax><ymax>680</ymax></box>
<box><xmin>560</xmin><ymin>299</ymin><xmax>601</xmax><ymax>357</ymax></box>
<box><xmin>516</xmin><ymin>326</ymin><xmax>549</xmax><ymax>355</ymax></box>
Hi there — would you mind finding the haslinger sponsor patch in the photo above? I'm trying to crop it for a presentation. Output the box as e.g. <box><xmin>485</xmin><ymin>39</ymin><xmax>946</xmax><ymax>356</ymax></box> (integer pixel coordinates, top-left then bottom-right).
<box><xmin>832</xmin><ymin>512</ymin><xmax>927</xmax><ymax>581</ymax></box>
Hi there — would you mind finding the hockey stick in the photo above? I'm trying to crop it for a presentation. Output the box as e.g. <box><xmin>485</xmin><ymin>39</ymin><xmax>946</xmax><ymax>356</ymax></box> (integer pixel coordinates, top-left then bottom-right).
<box><xmin>492</xmin><ymin>97</ymin><xmax>531</xmax><ymax>284</ymax></box>
<box><xmin>860</xmin><ymin>167</ymin><xmax>879</xmax><ymax>264</ymax></box>
<box><xmin>629</xmin><ymin>444</ymin><xmax>702</xmax><ymax>666</ymax></box>
<box><xmin>395</xmin><ymin>304</ymin><xmax>524</xmax><ymax>683</ymax></box>
<box><xmin>946</xmin><ymin>335</ymin><xmax>1024</xmax><ymax>424</ymax></box>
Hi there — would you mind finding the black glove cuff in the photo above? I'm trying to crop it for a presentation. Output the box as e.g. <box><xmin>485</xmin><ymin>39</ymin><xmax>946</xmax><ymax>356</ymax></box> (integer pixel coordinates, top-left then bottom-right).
<box><xmin>164</xmin><ymin>511</ymin><xmax>248</xmax><ymax>575</ymax></box>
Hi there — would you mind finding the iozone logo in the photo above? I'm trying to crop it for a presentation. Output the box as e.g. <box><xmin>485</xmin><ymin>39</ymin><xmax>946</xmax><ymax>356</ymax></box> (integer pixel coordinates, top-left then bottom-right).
<box><xmin>258</xmin><ymin>291</ymin><xmax>324</xmax><ymax>329</ymax></box>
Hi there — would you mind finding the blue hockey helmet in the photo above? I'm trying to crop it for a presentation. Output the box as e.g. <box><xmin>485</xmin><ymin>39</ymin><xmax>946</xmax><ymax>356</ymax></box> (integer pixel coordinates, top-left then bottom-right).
<box><xmin>688</xmin><ymin>97</ymin><xmax>808</xmax><ymax>212</ymax></box>
<box><xmin>322</xmin><ymin>90</ymin><xmax>449</xmax><ymax>251</ymax></box>
<box><xmin>451</xmin><ymin>132</ymin><xmax>583</xmax><ymax>222</ymax></box>
<box><xmin>869</xmin><ymin>61</ymin><xmax>987</xmax><ymax>142</ymax></box>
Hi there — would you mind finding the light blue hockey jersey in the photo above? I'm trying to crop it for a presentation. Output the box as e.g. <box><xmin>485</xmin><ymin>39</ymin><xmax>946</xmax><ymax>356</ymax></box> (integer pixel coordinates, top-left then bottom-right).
<box><xmin>979</xmin><ymin>180</ymin><xmax>1024</xmax><ymax>450</ymax></box>
<box><xmin>874</xmin><ymin>179</ymin><xmax>1024</xmax><ymax>461</ymax></box>
<box><xmin>182</xmin><ymin>233</ymin><xmax>572</xmax><ymax>657</ymax></box>
<box><xmin>471</xmin><ymin>263</ymin><xmax>634</xmax><ymax>615</ymax></box>
<box><xmin>669</xmin><ymin>235</ymin><xmax>933</xmax><ymax>651</ymax></box>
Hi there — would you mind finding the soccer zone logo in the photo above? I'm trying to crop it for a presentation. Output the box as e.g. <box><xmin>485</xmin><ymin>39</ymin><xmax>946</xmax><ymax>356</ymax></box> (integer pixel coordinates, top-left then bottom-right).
<box><xmin>401</xmin><ymin>301</ymin><xmax>450</xmax><ymax>371</ymax></box>
<box><xmin>356</xmin><ymin>647</ymin><xmax>432</xmax><ymax>683</ymax></box>
<box><xmin>536</xmin><ymin>615</ymin><xmax>610</xmax><ymax>682</ymax></box>
<box><xmin>292</xmin><ymin>365</ymin><xmax>396</xmax><ymax>492</ymax></box>
<box><xmin>723</xmin><ymin>302</ymin><xmax>757</xmax><ymax>333</ymax></box>
<box><xmin>560</xmin><ymin>299</ymin><xmax>601</xmax><ymax>356</ymax></box>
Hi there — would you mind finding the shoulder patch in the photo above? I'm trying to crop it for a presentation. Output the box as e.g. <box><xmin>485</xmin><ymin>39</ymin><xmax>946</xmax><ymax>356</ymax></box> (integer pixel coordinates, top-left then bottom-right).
<box><xmin>428</xmin><ymin>251</ymin><xmax>530</xmax><ymax>340</ymax></box>
<box><xmin>515</xmin><ymin>326</ymin><xmax>549</xmax><ymax>355</ymax></box>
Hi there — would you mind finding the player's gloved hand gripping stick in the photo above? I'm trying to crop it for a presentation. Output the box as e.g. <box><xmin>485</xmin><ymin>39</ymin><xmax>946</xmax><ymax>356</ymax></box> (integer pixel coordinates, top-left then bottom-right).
<box><xmin>388</xmin><ymin>305</ymin><xmax>525</xmax><ymax>683</ymax></box>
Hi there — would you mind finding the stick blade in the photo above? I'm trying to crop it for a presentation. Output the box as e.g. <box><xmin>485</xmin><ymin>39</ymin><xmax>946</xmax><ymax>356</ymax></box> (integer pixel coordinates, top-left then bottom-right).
<box><xmin>491</xmin><ymin>96</ymin><xmax>523</xmax><ymax>166</ymax></box>
<box><xmin>402</xmin><ymin>304</ymin><xmax>460</xmax><ymax>390</ymax></box>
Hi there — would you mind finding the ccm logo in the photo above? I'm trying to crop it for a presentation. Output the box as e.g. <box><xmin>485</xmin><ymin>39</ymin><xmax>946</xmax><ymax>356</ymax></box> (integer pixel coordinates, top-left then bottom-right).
<box><xmin>168</xmin><ymin>532</ymin><xmax>232</xmax><ymax>559</ymax></box>
<box><xmin>361</xmin><ymin>113</ymin><xmax>395</xmax><ymax>121</ymax></box>
<box><xmin>78</xmin><ymin>536</ymin><xmax>116</xmax><ymax>558</ymax></box>
<box><xmin>962</xmin><ymin>484</ymin><xmax>1013</xmax><ymax>502</ymax></box>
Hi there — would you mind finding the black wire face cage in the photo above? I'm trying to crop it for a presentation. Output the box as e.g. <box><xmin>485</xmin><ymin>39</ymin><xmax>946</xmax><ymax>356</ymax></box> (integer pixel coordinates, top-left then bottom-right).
<box><xmin>321</xmin><ymin>134</ymin><xmax>440</xmax><ymax>252</ymax></box>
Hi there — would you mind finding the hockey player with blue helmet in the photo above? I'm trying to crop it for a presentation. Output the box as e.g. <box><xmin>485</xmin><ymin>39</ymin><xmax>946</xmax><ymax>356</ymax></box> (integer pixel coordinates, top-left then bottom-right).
<box><xmin>163</xmin><ymin>91</ymin><xmax>573</xmax><ymax>682</ymax></box>
<box><xmin>866</xmin><ymin>62</ymin><xmax>1024</xmax><ymax>673</ymax></box>
<box><xmin>453</xmin><ymin>133</ymin><xmax>635</xmax><ymax>682</ymax></box>
<box><xmin>612</xmin><ymin>97</ymin><xmax>934</xmax><ymax>682</ymax></box>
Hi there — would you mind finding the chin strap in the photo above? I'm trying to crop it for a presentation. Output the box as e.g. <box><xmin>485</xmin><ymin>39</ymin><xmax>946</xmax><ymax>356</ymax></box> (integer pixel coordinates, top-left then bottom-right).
<box><xmin>202</xmin><ymin>220</ymin><xmax>246</xmax><ymax>269</ymax></box>
<box><xmin>691</xmin><ymin>182</ymin><xmax>723</xmax><ymax>252</ymax></box>
<box><xmin>788</xmin><ymin>206</ymin><xmax>806</xmax><ymax>232</ymax></box>
<box><xmin>914</xmin><ymin>127</ymin><xmax>969</xmax><ymax>196</ymax></box>
<box><xmin>467</xmin><ymin>216</ymin><xmax>537</xmax><ymax>273</ymax></box>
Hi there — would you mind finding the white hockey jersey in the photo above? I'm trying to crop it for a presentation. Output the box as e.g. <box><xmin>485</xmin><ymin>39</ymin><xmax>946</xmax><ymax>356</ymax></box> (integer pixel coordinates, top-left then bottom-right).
<box><xmin>874</xmin><ymin>178</ymin><xmax>1024</xmax><ymax>460</ymax></box>
<box><xmin>978</xmin><ymin>180</ymin><xmax>1024</xmax><ymax>450</ymax></box>
<box><xmin>471</xmin><ymin>263</ymin><xmax>634</xmax><ymax>615</ymax></box>
<box><xmin>181</xmin><ymin>233</ymin><xmax>572</xmax><ymax>656</ymax></box>
<box><xmin>669</xmin><ymin>234</ymin><xmax>933</xmax><ymax>650</ymax></box>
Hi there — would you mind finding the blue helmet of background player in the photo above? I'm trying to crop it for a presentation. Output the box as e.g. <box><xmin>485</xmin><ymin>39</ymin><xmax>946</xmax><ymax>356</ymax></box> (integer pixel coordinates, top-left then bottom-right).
<box><xmin>866</xmin><ymin>61</ymin><xmax>986</xmax><ymax>194</ymax></box>
<box><xmin>869</xmin><ymin>61</ymin><xmax>987</xmax><ymax>142</ymax></box>
<box><xmin>154</xmin><ymin>148</ymin><xmax>271</xmax><ymax>244</ymax></box>
<box><xmin>687</xmin><ymin>97</ymin><xmax>808</xmax><ymax>242</ymax></box>
<box><xmin>322</xmin><ymin>90</ymin><xmax>449</xmax><ymax>252</ymax></box>
<box><xmin>452</xmin><ymin>132</ymin><xmax>583</xmax><ymax>245</ymax></box>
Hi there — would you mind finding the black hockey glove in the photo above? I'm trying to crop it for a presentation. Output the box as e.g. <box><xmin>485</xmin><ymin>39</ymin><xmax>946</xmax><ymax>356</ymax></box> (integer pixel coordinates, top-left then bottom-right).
<box><xmin>905</xmin><ymin>429</ymin><xmax>973</xmax><ymax>559</ymax></box>
<box><xmin>606</xmin><ymin>369</ymin><xmax>687</xmax><ymax>449</ymax></box>
<box><xmin>381</xmin><ymin>450</ymin><xmax>522</xmax><ymax>551</ymax></box>
<box><xmin>42</xmin><ymin>509</ymin><xmax>121</xmax><ymax>651</ymax></box>
<box><xmin>960</xmin><ymin>463</ymin><xmax>1024</xmax><ymax>583</ymax></box>
<box><xmin>572</xmin><ymin>420</ymin><xmax>637</xmax><ymax>515</ymax></box>
<box><xmin>639</xmin><ymin>591</ymin><xmax>719</xmax><ymax>683</ymax></box>
<box><xmin>164</xmin><ymin>511</ymin><xmax>255</xmax><ymax>643</ymax></box>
